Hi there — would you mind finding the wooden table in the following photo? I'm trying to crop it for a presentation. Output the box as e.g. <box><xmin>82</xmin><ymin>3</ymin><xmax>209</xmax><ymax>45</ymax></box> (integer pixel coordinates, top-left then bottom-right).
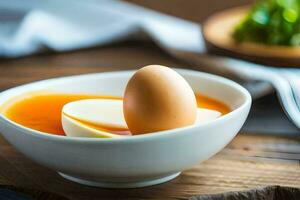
<box><xmin>0</xmin><ymin>133</ymin><xmax>298</xmax><ymax>200</ymax></box>
<box><xmin>0</xmin><ymin>0</ymin><xmax>299</xmax><ymax>199</ymax></box>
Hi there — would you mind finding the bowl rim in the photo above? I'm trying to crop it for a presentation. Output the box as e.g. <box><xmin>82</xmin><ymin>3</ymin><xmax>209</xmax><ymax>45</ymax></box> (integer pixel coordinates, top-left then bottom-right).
<box><xmin>0</xmin><ymin>68</ymin><xmax>252</xmax><ymax>143</ymax></box>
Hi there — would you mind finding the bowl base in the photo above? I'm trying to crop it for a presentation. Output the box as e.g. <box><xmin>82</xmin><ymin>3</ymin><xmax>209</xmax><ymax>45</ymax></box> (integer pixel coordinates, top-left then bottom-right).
<box><xmin>58</xmin><ymin>172</ymin><xmax>181</xmax><ymax>188</ymax></box>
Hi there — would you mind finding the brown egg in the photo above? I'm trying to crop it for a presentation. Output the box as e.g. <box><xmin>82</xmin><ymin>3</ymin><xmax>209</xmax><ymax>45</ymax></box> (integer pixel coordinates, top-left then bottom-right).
<box><xmin>123</xmin><ymin>65</ymin><xmax>197</xmax><ymax>134</ymax></box>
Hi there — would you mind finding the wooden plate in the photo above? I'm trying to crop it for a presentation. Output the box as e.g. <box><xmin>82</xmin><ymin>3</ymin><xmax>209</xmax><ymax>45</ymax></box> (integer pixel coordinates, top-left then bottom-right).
<box><xmin>203</xmin><ymin>6</ymin><xmax>300</xmax><ymax>67</ymax></box>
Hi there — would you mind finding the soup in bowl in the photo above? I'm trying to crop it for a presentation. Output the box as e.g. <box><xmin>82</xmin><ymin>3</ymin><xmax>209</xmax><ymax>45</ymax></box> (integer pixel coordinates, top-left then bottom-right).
<box><xmin>0</xmin><ymin>68</ymin><xmax>251</xmax><ymax>188</ymax></box>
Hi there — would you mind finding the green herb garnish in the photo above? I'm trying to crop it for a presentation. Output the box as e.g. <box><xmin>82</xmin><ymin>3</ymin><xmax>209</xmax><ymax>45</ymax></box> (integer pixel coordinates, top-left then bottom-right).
<box><xmin>232</xmin><ymin>0</ymin><xmax>300</xmax><ymax>46</ymax></box>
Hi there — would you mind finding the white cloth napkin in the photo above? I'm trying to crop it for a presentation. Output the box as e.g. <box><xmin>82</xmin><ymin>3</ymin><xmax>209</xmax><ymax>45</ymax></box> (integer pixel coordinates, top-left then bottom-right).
<box><xmin>0</xmin><ymin>0</ymin><xmax>203</xmax><ymax>57</ymax></box>
<box><xmin>0</xmin><ymin>0</ymin><xmax>269</xmax><ymax>95</ymax></box>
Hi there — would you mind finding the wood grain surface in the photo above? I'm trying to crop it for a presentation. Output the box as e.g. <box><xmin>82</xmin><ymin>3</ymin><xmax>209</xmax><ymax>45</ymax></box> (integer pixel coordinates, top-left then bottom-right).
<box><xmin>0</xmin><ymin>134</ymin><xmax>298</xmax><ymax>200</ymax></box>
<box><xmin>0</xmin><ymin>0</ymin><xmax>299</xmax><ymax>199</ymax></box>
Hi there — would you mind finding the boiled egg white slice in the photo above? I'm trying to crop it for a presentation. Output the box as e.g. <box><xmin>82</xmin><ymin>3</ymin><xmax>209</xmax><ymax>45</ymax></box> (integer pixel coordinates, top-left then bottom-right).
<box><xmin>195</xmin><ymin>108</ymin><xmax>221</xmax><ymax>124</ymax></box>
<box><xmin>63</xmin><ymin>99</ymin><xmax>128</xmax><ymax>130</ymax></box>
<box><xmin>62</xmin><ymin>99</ymin><xmax>129</xmax><ymax>138</ymax></box>
<box><xmin>62</xmin><ymin>114</ymin><xmax>123</xmax><ymax>138</ymax></box>
<box><xmin>62</xmin><ymin>99</ymin><xmax>222</xmax><ymax>138</ymax></box>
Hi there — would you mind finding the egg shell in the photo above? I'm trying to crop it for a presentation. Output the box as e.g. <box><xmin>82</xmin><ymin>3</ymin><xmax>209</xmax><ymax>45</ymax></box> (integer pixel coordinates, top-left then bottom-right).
<box><xmin>123</xmin><ymin>65</ymin><xmax>197</xmax><ymax>134</ymax></box>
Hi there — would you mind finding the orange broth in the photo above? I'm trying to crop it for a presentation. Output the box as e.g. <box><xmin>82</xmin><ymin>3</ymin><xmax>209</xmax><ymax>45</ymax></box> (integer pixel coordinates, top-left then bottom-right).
<box><xmin>1</xmin><ymin>92</ymin><xmax>230</xmax><ymax>136</ymax></box>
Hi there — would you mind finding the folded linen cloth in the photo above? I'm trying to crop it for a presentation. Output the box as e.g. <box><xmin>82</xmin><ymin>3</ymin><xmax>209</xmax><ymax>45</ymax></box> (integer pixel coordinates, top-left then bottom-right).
<box><xmin>0</xmin><ymin>0</ymin><xmax>203</xmax><ymax>57</ymax></box>
<box><xmin>0</xmin><ymin>0</ymin><xmax>288</xmax><ymax>97</ymax></box>
<box><xmin>0</xmin><ymin>0</ymin><xmax>299</xmax><ymax>130</ymax></box>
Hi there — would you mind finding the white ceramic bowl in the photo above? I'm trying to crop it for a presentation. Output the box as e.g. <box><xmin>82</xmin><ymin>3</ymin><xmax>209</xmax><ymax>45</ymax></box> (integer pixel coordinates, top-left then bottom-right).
<box><xmin>0</xmin><ymin>69</ymin><xmax>251</xmax><ymax>188</ymax></box>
